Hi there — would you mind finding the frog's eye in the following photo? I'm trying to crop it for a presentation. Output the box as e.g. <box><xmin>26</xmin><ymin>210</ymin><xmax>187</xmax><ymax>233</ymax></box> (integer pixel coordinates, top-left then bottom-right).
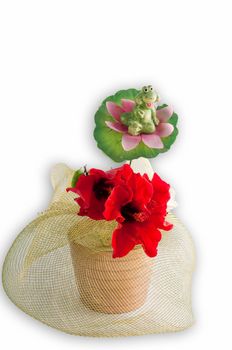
<box><xmin>149</xmin><ymin>86</ymin><xmax>153</xmax><ymax>91</ymax></box>
<box><xmin>143</xmin><ymin>86</ymin><xmax>149</xmax><ymax>93</ymax></box>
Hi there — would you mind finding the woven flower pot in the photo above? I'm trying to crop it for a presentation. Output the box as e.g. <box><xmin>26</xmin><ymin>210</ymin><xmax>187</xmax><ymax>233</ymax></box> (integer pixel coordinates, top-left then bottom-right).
<box><xmin>70</xmin><ymin>241</ymin><xmax>153</xmax><ymax>314</ymax></box>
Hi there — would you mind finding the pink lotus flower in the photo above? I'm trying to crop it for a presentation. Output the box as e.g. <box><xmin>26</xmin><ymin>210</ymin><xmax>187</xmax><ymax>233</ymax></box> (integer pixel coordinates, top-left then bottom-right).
<box><xmin>105</xmin><ymin>99</ymin><xmax>174</xmax><ymax>151</ymax></box>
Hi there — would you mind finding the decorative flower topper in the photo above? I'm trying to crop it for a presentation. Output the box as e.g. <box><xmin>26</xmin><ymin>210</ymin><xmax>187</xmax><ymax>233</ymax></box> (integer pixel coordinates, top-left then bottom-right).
<box><xmin>67</xmin><ymin>164</ymin><xmax>172</xmax><ymax>258</ymax></box>
<box><xmin>94</xmin><ymin>87</ymin><xmax>178</xmax><ymax>162</ymax></box>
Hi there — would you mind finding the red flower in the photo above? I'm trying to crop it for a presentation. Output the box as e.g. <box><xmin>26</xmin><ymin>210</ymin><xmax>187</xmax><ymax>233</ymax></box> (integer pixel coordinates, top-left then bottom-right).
<box><xmin>67</xmin><ymin>164</ymin><xmax>173</xmax><ymax>259</ymax></box>
<box><xmin>67</xmin><ymin>168</ymin><xmax>115</xmax><ymax>220</ymax></box>
<box><xmin>104</xmin><ymin>166</ymin><xmax>173</xmax><ymax>258</ymax></box>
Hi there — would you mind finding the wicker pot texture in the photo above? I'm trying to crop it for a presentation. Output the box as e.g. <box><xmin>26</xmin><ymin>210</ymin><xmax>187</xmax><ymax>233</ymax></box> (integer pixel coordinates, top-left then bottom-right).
<box><xmin>70</xmin><ymin>242</ymin><xmax>153</xmax><ymax>314</ymax></box>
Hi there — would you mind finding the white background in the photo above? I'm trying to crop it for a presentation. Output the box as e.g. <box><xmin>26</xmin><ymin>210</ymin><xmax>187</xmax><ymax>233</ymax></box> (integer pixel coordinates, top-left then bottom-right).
<box><xmin>0</xmin><ymin>0</ymin><xmax>231</xmax><ymax>349</ymax></box>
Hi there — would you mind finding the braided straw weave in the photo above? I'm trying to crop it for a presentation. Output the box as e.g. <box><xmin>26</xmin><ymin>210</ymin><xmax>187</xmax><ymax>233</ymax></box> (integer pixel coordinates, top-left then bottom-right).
<box><xmin>2</xmin><ymin>164</ymin><xmax>195</xmax><ymax>337</ymax></box>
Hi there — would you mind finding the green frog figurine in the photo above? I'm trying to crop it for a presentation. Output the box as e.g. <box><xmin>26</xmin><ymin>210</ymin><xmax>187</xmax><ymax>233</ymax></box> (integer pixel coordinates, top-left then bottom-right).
<box><xmin>121</xmin><ymin>85</ymin><xmax>160</xmax><ymax>136</ymax></box>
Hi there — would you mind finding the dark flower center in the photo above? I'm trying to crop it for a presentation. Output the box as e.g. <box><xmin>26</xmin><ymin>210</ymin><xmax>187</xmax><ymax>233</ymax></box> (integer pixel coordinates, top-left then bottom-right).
<box><xmin>121</xmin><ymin>203</ymin><xmax>138</xmax><ymax>221</ymax></box>
<box><xmin>121</xmin><ymin>203</ymin><xmax>148</xmax><ymax>223</ymax></box>
<box><xmin>93</xmin><ymin>179</ymin><xmax>112</xmax><ymax>200</ymax></box>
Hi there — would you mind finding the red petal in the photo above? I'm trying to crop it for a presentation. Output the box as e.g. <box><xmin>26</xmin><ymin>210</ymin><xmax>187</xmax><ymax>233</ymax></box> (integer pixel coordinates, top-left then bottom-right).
<box><xmin>158</xmin><ymin>220</ymin><xmax>173</xmax><ymax>231</ymax></box>
<box><xmin>127</xmin><ymin>172</ymin><xmax>153</xmax><ymax>208</ymax></box>
<box><xmin>104</xmin><ymin>185</ymin><xmax>132</xmax><ymax>221</ymax></box>
<box><xmin>114</xmin><ymin>164</ymin><xmax>133</xmax><ymax>182</ymax></box>
<box><xmin>136</xmin><ymin>223</ymin><xmax>162</xmax><ymax>257</ymax></box>
<box><xmin>66</xmin><ymin>186</ymin><xmax>76</xmax><ymax>193</ymax></box>
<box><xmin>74</xmin><ymin>174</ymin><xmax>95</xmax><ymax>206</ymax></box>
<box><xmin>151</xmin><ymin>173</ymin><xmax>171</xmax><ymax>204</ymax></box>
<box><xmin>112</xmin><ymin>223</ymin><xmax>137</xmax><ymax>258</ymax></box>
<box><xmin>77</xmin><ymin>196</ymin><xmax>105</xmax><ymax>220</ymax></box>
<box><xmin>83</xmin><ymin>206</ymin><xmax>105</xmax><ymax>220</ymax></box>
<box><xmin>89</xmin><ymin>168</ymin><xmax>107</xmax><ymax>178</ymax></box>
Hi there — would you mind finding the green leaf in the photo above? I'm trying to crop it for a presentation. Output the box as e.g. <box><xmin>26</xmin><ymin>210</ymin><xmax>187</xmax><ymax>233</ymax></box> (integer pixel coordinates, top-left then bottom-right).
<box><xmin>71</xmin><ymin>168</ymin><xmax>83</xmax><ymax>188</ymax></box>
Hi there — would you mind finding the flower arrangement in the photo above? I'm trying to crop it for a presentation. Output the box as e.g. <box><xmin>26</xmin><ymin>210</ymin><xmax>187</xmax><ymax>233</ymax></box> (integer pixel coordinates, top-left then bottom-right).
<box><xmin>67</xmin><ymin>85</ymin><xmax>178</xmax><ymax>260</ymax></box>
<box><xmin>64</xmin><ymin>86</ymin><xmax>179</xmax><ymax>314</ymax></box>
<box><xmin>3</xmin><ymin>85</ymin><xmax>196</xmax><ymax>332</ymax></box>
<box><xmin>67</xmin><ymin>163</ymin><xmax>173</xmax><ymax>258</ymax></box>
